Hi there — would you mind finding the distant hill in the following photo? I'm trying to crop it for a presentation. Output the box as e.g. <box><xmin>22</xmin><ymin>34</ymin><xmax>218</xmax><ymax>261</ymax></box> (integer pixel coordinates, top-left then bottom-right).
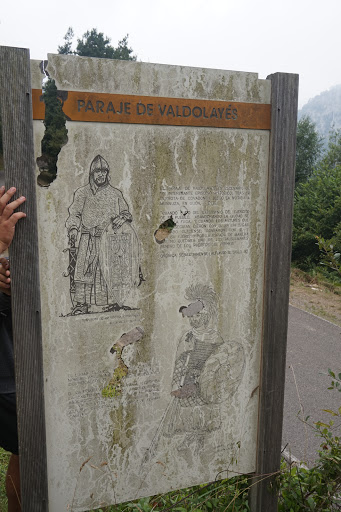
<box><xmin>298</xmin><ymin>85</ymin><xmax>341</xmax><ymax>143</ymax></box>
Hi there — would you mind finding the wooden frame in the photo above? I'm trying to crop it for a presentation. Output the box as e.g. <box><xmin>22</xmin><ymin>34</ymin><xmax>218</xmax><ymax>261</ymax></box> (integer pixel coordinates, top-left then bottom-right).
<box><xmin>0</xmin><ymin>47</ymin><xmax>298</xmax><ymax>511</ymax></box>
<box><xmin>0</xmin><ymin>46</ymin><xmax>49</xmax><ymax>511</ymax></box>
<box><xmin>249</xmin><ymin>72</ymin><xmax>299</xmax><ymax>511</ymax></box>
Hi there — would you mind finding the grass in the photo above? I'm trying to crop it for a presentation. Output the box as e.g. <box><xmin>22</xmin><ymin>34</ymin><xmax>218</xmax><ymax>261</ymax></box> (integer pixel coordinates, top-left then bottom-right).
<box><xmin>85</xmin><ymin>474</ymin><xmax>251</xmax><ymax>512</ymax></box>
<box><xmin>0</xmin><ymin>447</ymin><xmax>10</xmax><ymax>511</ymax></box>
<box><xmin>290</xmin><ymin>266</ymin><xmax>341</xmax><ymax>326</ymax></box>
<box><xmin>291</xmin><ymin>266</ymin><xmax>341</xmax><ymax>292</ymax></box>
<box><xmin>0</xmin><ymin>448</ymin><xmax>251</xmax><ymax>511</ymax></box>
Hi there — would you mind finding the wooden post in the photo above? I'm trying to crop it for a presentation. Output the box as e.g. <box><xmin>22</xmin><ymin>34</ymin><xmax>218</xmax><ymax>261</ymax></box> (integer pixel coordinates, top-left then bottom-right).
<box><xmin>0</xmin><ymin>46</ymin><xmax>48</xmax><ymax>511</ymax></box>
<box><xmin>249</xmin><ymin>72</ymin><xmax>299</xmax><ymax>511</ymax></box>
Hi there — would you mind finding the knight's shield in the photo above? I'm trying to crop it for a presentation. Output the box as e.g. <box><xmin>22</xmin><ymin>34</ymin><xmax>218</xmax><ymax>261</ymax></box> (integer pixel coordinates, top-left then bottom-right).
<box><xmin>99</xmin><ymin>221</ymin><xmax>140</xmax><ymax>305</ymax></box>
<box><xmin>199</xmin><ymin>341</ymin><xmax>245</xmax><ymax>404</ymax></box>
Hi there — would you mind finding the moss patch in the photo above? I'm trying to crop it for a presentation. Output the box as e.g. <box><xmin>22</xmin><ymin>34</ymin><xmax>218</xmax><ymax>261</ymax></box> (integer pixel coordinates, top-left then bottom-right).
<box><xmin>102</xmin><ymin>346</ymin><xmax>128</xmax><ymax>398</ymax></box>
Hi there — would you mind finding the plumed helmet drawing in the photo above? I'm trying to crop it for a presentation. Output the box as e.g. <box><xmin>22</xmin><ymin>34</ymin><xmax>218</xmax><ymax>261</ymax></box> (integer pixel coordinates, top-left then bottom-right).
<box><xmin>90</xmin><ymin>155</ymin><xmax>110</xmax><ymax>174</ymax></box>
<box><xmin>185</xmin><ymin>284</ymin><xmax>217</xmax><ymax>320</ymax></box>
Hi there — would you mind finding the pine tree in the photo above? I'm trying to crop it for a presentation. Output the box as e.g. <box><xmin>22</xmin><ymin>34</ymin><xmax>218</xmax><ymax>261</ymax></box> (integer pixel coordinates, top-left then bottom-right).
<box><xmin>295</xmin><ymin>116</ymin><xmax>323</xmax><ymax>185</ymax></box>
<box><xmin>57</xmin><ymin>28</ymin><xmax>136</xmax><ymax>61</ymax></box>
<box><xmin>36</xmin><ymin>79</ymin><xmax>68</xmax><ymax>186</ymax></box>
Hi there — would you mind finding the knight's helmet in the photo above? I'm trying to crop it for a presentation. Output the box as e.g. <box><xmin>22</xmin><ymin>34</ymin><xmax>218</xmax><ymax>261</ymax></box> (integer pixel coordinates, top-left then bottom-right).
<box><xmin>89</xmin><ymin>155</ymin><xmax>110</xmax><ymax>191</ymax></box>
<box><xmin>185</xmin><ymin>284</ymin><xmax>217</xmax><ymax>324</ymax></box>
<box><xmin>90</xmin><ymin>154</ymin><xmax>110</xmax><ymax>175</ymax></box>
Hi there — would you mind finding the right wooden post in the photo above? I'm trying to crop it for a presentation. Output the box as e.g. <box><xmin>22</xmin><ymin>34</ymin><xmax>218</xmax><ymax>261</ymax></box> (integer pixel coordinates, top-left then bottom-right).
<box><xmin>249</xmin><ymin>72</ymin><xmax>299</xmax><ymax>512</ymax></box>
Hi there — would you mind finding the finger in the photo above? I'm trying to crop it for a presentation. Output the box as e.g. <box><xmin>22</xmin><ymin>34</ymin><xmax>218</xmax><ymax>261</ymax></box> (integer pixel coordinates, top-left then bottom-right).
<box><xmin>7</xmin><ymin>211</ymin><xmax>27</xmax><ymax>225</ymax></box>
<box><xmin>0</xmin><ymin>267</ymin><xmax>10</xmax><ymax>278</ymax></box>
<box><xmin>0</xmin><ymin>280</ymin><xmax>11</xmax><ymax>293</ymax></box>
<box><xmin>0</xmin><ymin>186</ymin><xmax>5</xmax><ymax>200</ymax></box>
<box><xmin>2</xmin><ymin>196</ymin><xmax>26</xmax><ymax>219</ymax></box>
<box><xmin>0</xmin><ymin>257</ymin><xmax>10</xmax><ymax>270</ymax></box>
<box><xmin>0</xmin><ymin>274</ymin><xmax>10</xmax><ymax>284</ymax></box>
<box><xmin>0</xmin><ymin>188</ymin><xmax>17</xmax><ymax>213</ymax></box>
<box><xmin>0</xmin><ymin>269</ymin><xmax>10</xmax><ymax>283</ymax></box>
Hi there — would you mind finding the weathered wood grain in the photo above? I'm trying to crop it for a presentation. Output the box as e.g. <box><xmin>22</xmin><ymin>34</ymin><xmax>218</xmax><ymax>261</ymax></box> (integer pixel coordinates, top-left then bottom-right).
<box><xmin>0</xmin><ymin>46</ymin><xmax>48</xmax><ymax>511</ymax></box>
<box><xmin>249</xmin><ymin>72</ymin><xmax>299</xmax><ymax>511</ymax></box>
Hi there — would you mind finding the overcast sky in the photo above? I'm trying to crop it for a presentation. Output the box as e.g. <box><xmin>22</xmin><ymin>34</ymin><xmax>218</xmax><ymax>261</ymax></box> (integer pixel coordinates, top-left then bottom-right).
<box><xmin>1</xmin><ymin>0</ymin><xmax>340</xmax><ymax>108</ymax></box>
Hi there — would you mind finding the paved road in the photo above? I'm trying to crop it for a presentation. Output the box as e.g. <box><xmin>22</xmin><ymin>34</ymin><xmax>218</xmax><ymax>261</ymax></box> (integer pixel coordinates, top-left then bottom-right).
<box><xmin>282</xmin><ymin>305</ymin><xmax>341</xmax><ymax>465</ymax></box>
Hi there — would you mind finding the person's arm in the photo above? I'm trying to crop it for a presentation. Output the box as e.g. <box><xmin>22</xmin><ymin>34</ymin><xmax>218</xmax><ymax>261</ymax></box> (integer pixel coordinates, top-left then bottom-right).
<box><xmin>65</xmin><ymin>187</ymin><xmax>84</xmax><ymax>245</ymax></box>
<box><xmin>112</xmin><ymin>190</ymin><xmax>132</xmax><ymax>230</ymax></box>
<box><xmin>0</xmin><ymin>257</ymin><xmax>11</xmax><ymax>318</ymax></box>
<box><xmin>0</xmin><ymin>187</ymin><xmax>26</xmax><ymax>254</ymax></box>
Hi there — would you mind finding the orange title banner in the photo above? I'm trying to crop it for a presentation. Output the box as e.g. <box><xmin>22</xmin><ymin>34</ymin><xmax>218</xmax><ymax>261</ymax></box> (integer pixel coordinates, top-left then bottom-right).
<box><xmin>32</xmin><ymin>89</ymin><xmax>271</xmax><ymax>130</ymax></box>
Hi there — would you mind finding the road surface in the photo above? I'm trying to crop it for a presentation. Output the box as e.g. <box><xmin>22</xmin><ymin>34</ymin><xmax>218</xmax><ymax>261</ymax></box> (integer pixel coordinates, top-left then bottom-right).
<box><xmin>282</xmin><ymin>305</ymin><xmax>341</xmax><ymax>465</ymax></box>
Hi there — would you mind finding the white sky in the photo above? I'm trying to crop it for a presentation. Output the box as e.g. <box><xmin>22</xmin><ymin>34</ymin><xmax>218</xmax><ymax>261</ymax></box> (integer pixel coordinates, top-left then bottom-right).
<box><xmin>1</xmin><ymin>0</ymin><xmax>340</xmax><ymax>108</ymax></box>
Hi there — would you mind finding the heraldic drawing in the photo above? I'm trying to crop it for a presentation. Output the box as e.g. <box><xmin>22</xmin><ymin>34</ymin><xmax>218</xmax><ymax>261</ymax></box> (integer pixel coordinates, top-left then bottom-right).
<box><xmin>143</xmin><ymin>284</ymin><xmax>245</xmax><ymax>462</ymax></box>
<box><xmin>64</xmin><ymin>155</ymin><xmax>143</xmax><ymax>316</ymax></box>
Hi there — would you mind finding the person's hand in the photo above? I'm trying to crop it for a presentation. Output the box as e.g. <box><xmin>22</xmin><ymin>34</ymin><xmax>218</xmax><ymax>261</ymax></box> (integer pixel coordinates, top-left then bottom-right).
<box><xmin>111</xmin><ymin>215</ymin><xmax>126</xmax><ymax>230</ymax></box>
<box><xmin>171</xmin><ymin>383</ymin><xmax>197</xmax><ymax>399</ymax></box>
<box><xmin>0</xmin><ymin>187</ymin><xmax>26</xmax><ymax>254</ymax></box>
<box><xmin>0</xmin><ymin>257</ymin><xmax>11</xmax><ymax>295</ymax></box>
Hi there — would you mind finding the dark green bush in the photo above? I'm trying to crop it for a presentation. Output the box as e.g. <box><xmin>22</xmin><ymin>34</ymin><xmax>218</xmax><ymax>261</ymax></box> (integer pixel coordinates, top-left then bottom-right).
<box><xmin>292</xmin><ymin>164</ymin><xmax>341</xmax><ymax>270</ymax></box>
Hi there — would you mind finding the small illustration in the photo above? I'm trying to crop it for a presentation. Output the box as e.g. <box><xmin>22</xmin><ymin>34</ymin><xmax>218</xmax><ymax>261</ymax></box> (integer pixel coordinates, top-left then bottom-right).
<box><xmin>64</xmin><ymin>155</ymin><xmax>144</xmax><ymax>315</ymax></box>
<box><xmin>143</xmin><ymin>284</ymin><xmax>245</xmax><ymax>463</ymax></box>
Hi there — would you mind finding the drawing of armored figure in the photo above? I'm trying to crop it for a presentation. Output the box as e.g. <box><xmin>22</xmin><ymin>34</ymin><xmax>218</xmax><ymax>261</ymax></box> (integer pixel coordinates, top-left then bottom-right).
<box><xmin>143</xmin><ymin>284</ymin><xmax>245</xmax><ymax>461</ymax></box>
<box><xmin>65</xmin><ymin>155</ymin><xmax>142</xmax><ymax>315</ymax></box>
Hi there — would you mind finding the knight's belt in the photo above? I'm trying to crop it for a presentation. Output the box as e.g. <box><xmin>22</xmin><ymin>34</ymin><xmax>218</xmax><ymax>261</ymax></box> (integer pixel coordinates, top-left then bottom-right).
<box><xmin>81</xmin><ymin>225</ymin><xmax>104</xmax><ymax>237</ymax></box>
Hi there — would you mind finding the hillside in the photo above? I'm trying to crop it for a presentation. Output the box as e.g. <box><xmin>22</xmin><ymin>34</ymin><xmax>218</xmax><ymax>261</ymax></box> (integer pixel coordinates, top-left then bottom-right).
<box><xmin>299</xmin><ymin>84</ymin><xmax>341</xmax><ymax>142</ymax></box>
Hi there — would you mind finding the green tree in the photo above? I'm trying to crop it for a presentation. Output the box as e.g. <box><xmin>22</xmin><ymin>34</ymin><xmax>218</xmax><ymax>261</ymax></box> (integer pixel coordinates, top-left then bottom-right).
<box><xmin>57</xmin><ymin>26</ymin><xmax>74</xmax><ymax>55</ymax></box>
<box><xmin>318</xmin><ymin>128</ymin><xmax>341</xmax><ymax>170</ymax></box>
<box><xmin>316</xmin><ymin>236</ymin><xmax>341</xmax><ymax>276</ymax></box>
<box><xmin>295</xmin><ymin>116</ymin><xmax>323</xmax><ymax>185</ymax></box>
<box><xmin>58</xmin><ymin>27</ymin><xmax>136</xmax><ymax>61</ymax></box>
<box><xmin>292</xmin><ymin>124</ymin><xmax>341</xmax><ymax>270</ymax></box>
<box><xmin>36</xmin><ymin>79</ymin><xmax>68</xmax><ymax>186</ymax></box>
<box><xmin>292</xmin><ymin>164</ymin><xmax>341</xmax><ymax>269</ymax></box>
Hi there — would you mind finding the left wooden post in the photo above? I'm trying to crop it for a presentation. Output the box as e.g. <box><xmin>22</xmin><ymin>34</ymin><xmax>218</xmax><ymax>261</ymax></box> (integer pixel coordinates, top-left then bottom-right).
<box><xmin>0</xmin><ymin>46</ymin><xmax>49</xmax><ymax>511</ymax></box>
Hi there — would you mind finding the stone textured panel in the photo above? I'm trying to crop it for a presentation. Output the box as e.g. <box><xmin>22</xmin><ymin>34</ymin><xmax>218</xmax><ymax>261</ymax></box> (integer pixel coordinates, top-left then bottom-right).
<box><xmin>32</xmin><ymin>57</ymin><xmax>270</xmax><ymax>511</ymax></box>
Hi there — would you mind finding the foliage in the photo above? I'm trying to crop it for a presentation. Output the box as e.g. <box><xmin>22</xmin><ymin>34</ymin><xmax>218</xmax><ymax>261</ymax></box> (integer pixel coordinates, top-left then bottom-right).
<box><xmin>317</xmin><ymin>129</ymin><xmax>341</xmax><ymax>171</ymax></box>
<box><xmin>292</xmin><ymin>125</ymin><xmax>341</xmax><ymax>274</ymax></box>
<box><xmin>326</xmin><ymin>368</ymin><xmax>341</xmax><ymax>392</ymax></box>
<box><xmin>292</xmin><ymin>163</ymin><xmax>341</xmax><ymax>270</ymax></box>
<box><xmin>277</xmin><ymin>398</ymin><xmax>341</xmax><ymax>511</ymax></box>
<box><xmin>102</xmin><ymin>346</ymin><xmax>128</xmax><ymax>398</ymax></box>
<box><xmin>36</xmin><ymin>78</ymin><xmax>68</xmax><ymax>186</ymax></box>
<box><xmin>90</xmin><ymin>475</ymin><xmax>251</xmax><ymax>512</ymax></box>
<box><xmin>316</xmin><ymin>236</ymin><xmax>341</xmax><ymax>276</ymax></box>
<box><xmin>0</xmin><ymin>448</ymin><xmax>10</xmax><ymax>511</ymax></box>
<box><xmin>57</xmin><ymin>26</ymin><xmax>74</xmax><ymax>55</ymax></box>
<box><xmin>295</xmin><ymin>116</ymin><xmax>323</xmax><ymax>185</ymax></box>
<box><xmin>58</xmin><ymin>27</ymin><xmax>136</xmax><ymax>61</ymax></box>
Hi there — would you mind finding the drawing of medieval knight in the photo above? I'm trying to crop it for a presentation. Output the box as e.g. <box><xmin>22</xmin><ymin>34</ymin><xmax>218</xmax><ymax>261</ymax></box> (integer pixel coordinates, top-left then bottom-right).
<box><xmin>65</xmin><ymin>155</ymin><xmax>142</xmax><ymax>315</ymax></box>
<box><xmin>142</xmin><ymin>284</ymin><xmax>245</xmax><ymax>462</ymax></box>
